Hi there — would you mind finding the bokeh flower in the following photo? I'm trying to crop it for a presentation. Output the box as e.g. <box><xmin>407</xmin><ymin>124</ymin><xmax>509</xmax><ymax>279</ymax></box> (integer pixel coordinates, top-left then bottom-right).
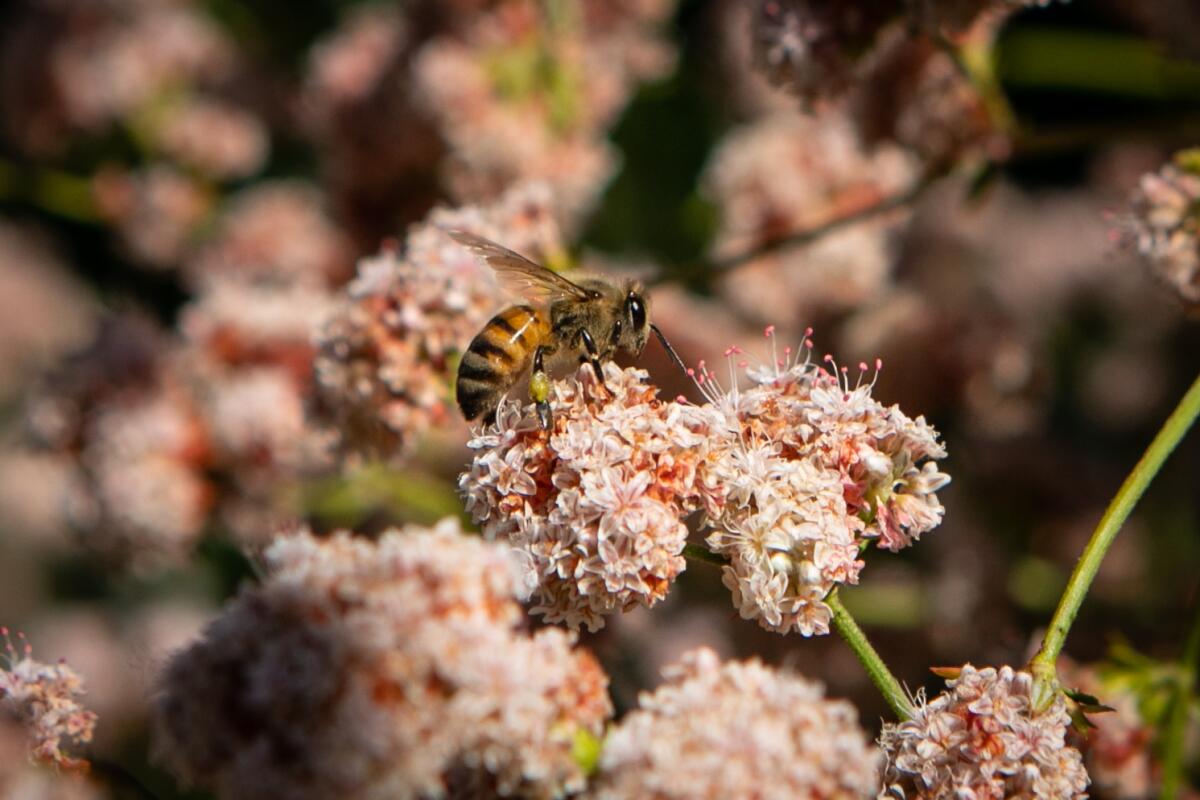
<box><xmin>751</xmin><ymin>0</ymin><xmax>899</xmax><ymax>105</ymax></box>
<box><xmin>703</xmin><ymin>107</ymin><xmax>916</xmax><ymax>324</ymax></box>
<box><xmin>154</xmin><ymin>519</ymin><xmax>611</xmax><ymax>800</ymax></box>
<box><xmin>413</xmin><ymin>0</ymin><xmax>677</xmax><ymax>228</ymax></box>
<box><xmin>879</xmin><ymin>664</ymin><xmax>1090</xmax><ymax>799</ymax></box>
<box><xmin>460</xmin><ymin>363</ymin><xmax>726</xmax><ymax>631</ymax></box>
<box><xmin>589</xmin><ymin>647</ymin><xmax>879</xmax><ymax>799</ymax></box>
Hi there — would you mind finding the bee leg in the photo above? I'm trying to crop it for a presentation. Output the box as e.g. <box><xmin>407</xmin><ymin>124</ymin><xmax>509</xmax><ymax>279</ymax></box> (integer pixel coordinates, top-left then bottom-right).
<box><xmin>531</xmin><ymin>345</ymin><xmax>553</xmax><ymax>429</ymax></box>
<box><xmin>577</xmin><ymin>329</ymin><xmax>612</xmax><ymax>397</ymax></box>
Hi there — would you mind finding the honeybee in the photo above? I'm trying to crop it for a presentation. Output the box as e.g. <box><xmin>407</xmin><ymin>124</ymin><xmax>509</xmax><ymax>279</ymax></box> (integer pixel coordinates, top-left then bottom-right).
<box><xmin>448</xmin><ymin>230</ymin><xmax>684</xmax><ymax>428</ymax></box>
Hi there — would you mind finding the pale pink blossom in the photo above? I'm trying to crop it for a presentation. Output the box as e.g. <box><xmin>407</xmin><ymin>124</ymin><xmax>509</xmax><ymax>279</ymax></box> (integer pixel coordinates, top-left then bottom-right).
<box><xmin>154</xmin><ymin>519</ymin><xmax>611</xmax><ymax>800</ymax></box>
<box><xmin>590</xmin><ymin>647</ymin><xmax>879</xmax><ymax>799</ymax></box>
<box><xmin>0</xmin><ymin>630</ymin><xmax>97</xmax><ymax>772</ymax></box>
<box><xmin>460</xmin><ymin>363</ymin><xmax>726</xmax><ymax>631</ymax></box>
<box><xmin>879</xmin><ymin>665</ymin><xmax>1090</xmax><ymax>799</ymax></box>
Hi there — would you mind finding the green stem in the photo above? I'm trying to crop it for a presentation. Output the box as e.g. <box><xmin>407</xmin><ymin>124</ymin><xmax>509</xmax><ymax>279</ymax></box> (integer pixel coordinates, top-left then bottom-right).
<box><xmin>682</xmin><ymin>543</ymin><xmax>729</xmax><ymax>567</ymax></box>
<box><xmin>828</xmin><ymin>590</ymin><xmax>914</xmax><ymax>720</ymax></box>
<box><xmin>683</xmin><ymin>545</ymin><xmax>912</xmax><ymax>719</ymax></box>
<box><xmin>707</xmin><ymin>173</ymin><xmax>941</xmax><ymax>275</ymax></box>
<box><xmin>1159</xmin><ymin>602</ymin><xmax>1200</xmax><ymax>800</ymax></box>
<box><xmin>1031</xmin><ymin>372</ymin><xmax>1200</xmax><ymax>711</ymax></box>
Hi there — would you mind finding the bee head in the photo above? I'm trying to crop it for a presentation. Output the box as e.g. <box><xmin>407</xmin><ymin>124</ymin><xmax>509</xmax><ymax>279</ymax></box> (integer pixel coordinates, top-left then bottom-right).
<box><xmin>619</xmin><ymin>282</ymin><xmax>650</xmax><ymax>354</ymax></box>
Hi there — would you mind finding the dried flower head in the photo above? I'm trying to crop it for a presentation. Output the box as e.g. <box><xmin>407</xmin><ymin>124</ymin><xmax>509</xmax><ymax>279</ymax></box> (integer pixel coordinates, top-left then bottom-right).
<box><xmin>461</xmin><ymin>363</ymin><xmax>726</xmax><ymax>632</ymax></box>
<box><xmin>699</xmin><ymin>329</ymin><xmax>949</xmax><ymax>636</ymax></box>
<box><xmin>155</xmin><ymin>519</ymin><xmax>611</xmax><ymax>800</ymax></box>
<box><xmin>1</xmin><ymin>629</ymin><xmax>97</xmax><ymax>772</ymax></box>
<box><xmin>751</xmin><ymin>0</ymin><xmax>900</xmax><ymax>104</ymax></box>
<box><xmin>1121</xmin><ymin>149</ymin><xmax>1200</xmax><ymax>306</ymax></box>
<box><xmin>315</xmin><ymin>182</ymin><xmax>561</xmax><ymax>461</ymax></box>
<box><xmin>590</xmin><ymin>647</ymin><xmax>879</xmax><ymax>799</ymax></box>
<box><xmin>851</xmin><ymin>32</ymin><xmax>995</xmax><ymax>168</ymax></box>
<box><xmin>879</xmin><ymin>665</ymin><xmax>1090</xmax><ymax>799</ymax></box>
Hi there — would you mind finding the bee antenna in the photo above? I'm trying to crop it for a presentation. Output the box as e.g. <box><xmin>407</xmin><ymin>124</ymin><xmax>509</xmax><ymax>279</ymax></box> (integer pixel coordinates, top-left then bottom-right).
<box><xmin>650</xmin><ymin>324</ymin><xmax>690</xmax><ymax>379</ymax></box>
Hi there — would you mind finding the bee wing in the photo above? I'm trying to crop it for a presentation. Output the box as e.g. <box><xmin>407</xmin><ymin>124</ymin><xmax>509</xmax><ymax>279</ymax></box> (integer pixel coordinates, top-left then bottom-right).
<box><xmin>446</xmin><ymin>229</ymin><xmax>591</xmax><ymax>302</ymax></box>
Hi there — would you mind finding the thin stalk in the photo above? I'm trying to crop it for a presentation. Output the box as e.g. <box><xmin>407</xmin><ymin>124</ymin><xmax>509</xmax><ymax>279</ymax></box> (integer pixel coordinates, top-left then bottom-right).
<box><xmin>682</xmin><ymin>543</ymin><xmax>729</xmax><ymax>567</ymax></box>
<box><xmin>1159</xmin><ymin>601</ymin><xmax>1200</xmax><ymax>800</ymax></box>
<box><xmin>1030</xmin><ymin>372</ymin><xmax>1200</xmax><ymax>711</ymax></box>
<box><xmin>682</xmin><ymin>545</ymin><xmax>912</xmax><ymax>719</ymax></box>
<box><xmin>707</xmin><ymin>174</ymin><xmax>939</xmax><ymax>275</ymax></box>
<box><xmin>828</xmin><ymin>590</ymin><xmax>914</xmax><ymax>720</ymax></box>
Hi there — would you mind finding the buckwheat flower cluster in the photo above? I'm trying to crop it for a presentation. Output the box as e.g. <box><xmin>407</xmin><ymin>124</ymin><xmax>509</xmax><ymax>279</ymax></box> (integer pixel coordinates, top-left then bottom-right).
<box><xmin>413</xmin><ymin>0</ymin><xmax>676</xmax><ymax>227</ymax></box>
<box><xmin>154</xmin><ymin>520</ymin><xmax>611</xmax><ymax>800</ymax></box>
<box><xmin>879</xmin><ymin>665</ymin><xmax>1090</xmax><ymax>799</ymax></box>
<box><xmin>700</xmin><ymin>331</ymin><xmax>949</xmax><ymax>636</ymax></box>
<box><xmin>703</xmin><ymin>107</ymin><xmax>916</xmax><ymax>324</ymax></box>
<box><xmin>315</xmin><ymin>182</ymin><xmax>561</xmax><ymax>460</ymax></box>
<box><xmin>460</xmin><ymin>362</ymin><xmax>727</xmax><ymax>632</ymax></box>
<box><xmin>1122</xmin><ymin>150</ymin><xmax>1200</xmax><ymax>305</ymax></box>
<box><xmin>589</xmin><ymin>647</ymin><xmax>879</xmax><ymax>799</ymax></box>
<box><xmin>1</xmin><ymin>630</ymin><xmax>98</xmax><ymax>772</ymax></box>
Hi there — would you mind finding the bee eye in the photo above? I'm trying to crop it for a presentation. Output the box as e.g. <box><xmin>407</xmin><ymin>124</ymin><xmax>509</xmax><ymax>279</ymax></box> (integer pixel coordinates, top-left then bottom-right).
<box><xmin>627</xmin><ymin>295</ymin><xmax>646</xmax><ymax>330</ymax></box>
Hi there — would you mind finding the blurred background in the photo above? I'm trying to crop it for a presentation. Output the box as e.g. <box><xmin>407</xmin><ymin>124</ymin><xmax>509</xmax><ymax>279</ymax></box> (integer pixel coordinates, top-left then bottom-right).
<box><xmin>1</xmin><ymin>0</ymin><xmax>1199</xmax><ymax>797</ymax></box>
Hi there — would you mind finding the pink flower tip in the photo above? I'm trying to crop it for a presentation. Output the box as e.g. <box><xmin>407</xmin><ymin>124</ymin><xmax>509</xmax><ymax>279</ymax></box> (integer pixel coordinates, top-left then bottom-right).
<box><xmin>764</xmin><ymin>325</ymin><xmax>776</xmax><ymax>337</ymax></box>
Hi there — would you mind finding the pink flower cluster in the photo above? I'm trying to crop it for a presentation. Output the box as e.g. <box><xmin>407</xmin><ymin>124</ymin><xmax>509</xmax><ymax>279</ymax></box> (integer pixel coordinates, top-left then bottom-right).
<box><xmin>879</xmin><ymin>665</ymin><xmax>1090</xmax><ymax>799</ymax></box>
<box><xmin>155</xmin><ymin>519</ymin><xmax>612</xmax><ymax>799</ymax></box>
<box><xmin>1</xmin><ymin>629</ymin><xmax>97</xmax><ymax>772</ymax></box>
<box><xmin>461</xmin><ymin>363</ymin><xmax>726</xmax><ymax>631</ymax></box>
<box><xmin>413</xmin><ymin>0</ymin><xmax>677</xmax><ymax>227</ymax></box>
<box><xmin>1122</xmin><ymin>150</ymin><xmax>1200</xmax><ymax>305</ymax></box>
<box><xmin>589</xmin><ymin>647</ymin><xmax>879</xmax><ymax>799</ymax></box>
<box><xmin>700</xmin><ymin>331</ymin><xmax>949</xmax><ymax>635</ymax></box>
<box><xmin>461</xmin><ymin>328</ymin><xmax>949</xmax><ymax>636</ymax></box>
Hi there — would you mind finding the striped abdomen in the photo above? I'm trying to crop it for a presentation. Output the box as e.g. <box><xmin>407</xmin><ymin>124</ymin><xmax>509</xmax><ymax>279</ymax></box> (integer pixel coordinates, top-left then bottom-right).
<box><xmin>457</xmin><ymin>304</ymin><xmax>551</xmax><ymax>421</ymax></box>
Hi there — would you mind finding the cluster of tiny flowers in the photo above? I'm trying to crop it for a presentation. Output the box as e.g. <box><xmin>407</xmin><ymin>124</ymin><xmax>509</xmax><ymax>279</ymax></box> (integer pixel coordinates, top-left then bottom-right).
<box><xmin>699</xmin><ymin>329</ymin><xmax>949</xmax><ymax>636</ymax></box>
<box><xmin>589</xmin><ymin>647</ymin><xmax>879</xmax><ymax>799</ymax></box>
<box><xmin>1122</xmin><ymin>150</ymin><xmax>1200</xmax><ymax>305</ymax></box>
<box><xmin>0</xmin><ymin>629</ymin><xmax>98</xmax><ymax>772</ymax></box>
<box><xmin>412</xmin><ymin>0</ymin><xmax>677</xmax><ymax>228</ymax></box>
<box><xmin>461</xmin><ymin>363</ymin><xmax>727</xmax><ymax>632</ymax></box>
<box><xmin>702</xmin><ymin>106</ymin><xmax>916</xmax><ymax>323</ymax></box>
<box><xmin>878</xmin><ymin>665</ymin><xmax>1090</xmax><ymax>799</ymax></box>
<box><xmin>154</xmin><ymin>519</ymin><xmax>612</xmax><ymax>800</ymax></box>
<box><xmin>315</xmin><ymin>181</ymin><xmax>561</xmax><ymax>460</ymax></box>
